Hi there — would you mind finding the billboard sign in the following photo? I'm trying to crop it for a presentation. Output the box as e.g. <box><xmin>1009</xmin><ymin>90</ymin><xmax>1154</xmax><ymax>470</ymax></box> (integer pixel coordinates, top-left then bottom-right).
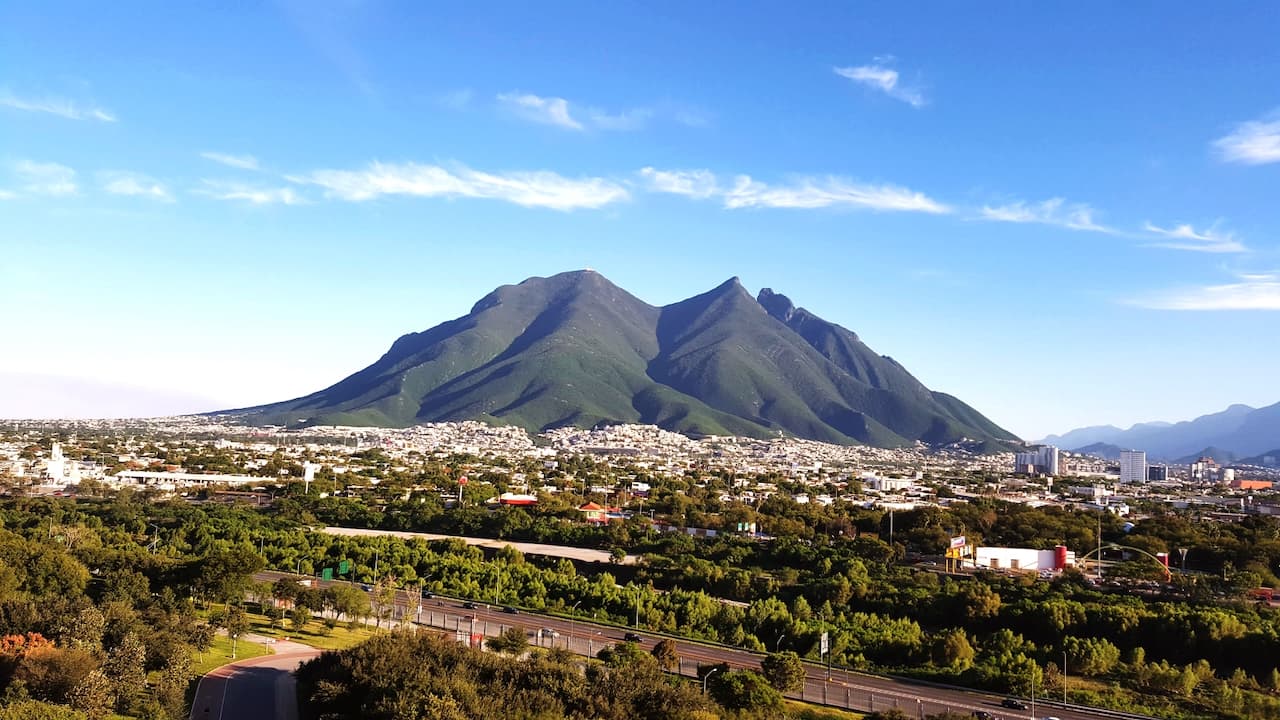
<box><xmin>950</xmin><ymin>535</ymin><xmax>966</xmax><ymax>549</ymax></box>
<box><xmin>819</xmin><ymin>631</ymin><xmax>830</xmax><ymax>655</ymax></box>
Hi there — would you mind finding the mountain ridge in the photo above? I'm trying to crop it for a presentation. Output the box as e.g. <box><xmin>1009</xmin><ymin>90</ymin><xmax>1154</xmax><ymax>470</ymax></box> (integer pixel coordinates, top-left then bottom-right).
<box><xmin>1046</xmin><ymin>401</ymin><xmax>1280</xmax><ymax>461</ymax></box>
<box><xmin>228</xmin><ymin>270</ymin><xmax>1019</xmax><ymax>449</ymax></box>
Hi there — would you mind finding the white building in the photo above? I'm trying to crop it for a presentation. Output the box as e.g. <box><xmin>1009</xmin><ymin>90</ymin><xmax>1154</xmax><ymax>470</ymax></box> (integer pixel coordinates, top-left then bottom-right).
<box><xmin>976</xmin><ymin>546</ymin><xmax>1075</xmax><ymax>572</ymax></box>
<box><xmin>1119</xmin><ymin>450</ymin><xmax>1147</xmax><ymax>484</ymax></box>
<box><xmin>1013</xmin><ymin>446</ymin><xmax>1060</xmax><ymax>476</ymax></box>
<box><xmin>863</xmin><ymin>475</ymin><xmax>916</xmax><ymax>492</ymax></box>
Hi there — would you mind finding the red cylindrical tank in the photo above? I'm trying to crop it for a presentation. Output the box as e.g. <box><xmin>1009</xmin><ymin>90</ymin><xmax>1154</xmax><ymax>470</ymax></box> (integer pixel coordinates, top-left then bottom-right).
<box><xmin>1156</xmin><ymin>552</ymin><xmax>1169</xmax><ymax>567</ymax></box>
<box><xmin>1054</xmin><ymin>545</ymin><xmax>1068</xmax><ymax>570</ymax></box>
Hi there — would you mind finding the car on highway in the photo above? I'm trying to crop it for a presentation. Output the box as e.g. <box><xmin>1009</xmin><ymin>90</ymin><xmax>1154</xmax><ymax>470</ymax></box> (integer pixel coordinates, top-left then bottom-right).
<box><xmin>623</xmin><ymin>632</ymin><xmax>643</xmax><ymax>642</ymax></box>
<box><xmin>461</xmin><ymin>601</ymin><xmax>478</xmax><ymax>609</ymax></box>
<box><xmin>1000</xmin><ymin>698</ymin><xmax>1028</xmax><ymax>710</ymax></box>
<box><xmin>541</xmin><ymin>627</ymin><xmax>560</xmax><ymax>638</ymax></box>
<box><xmin>971</xmin><ymin>711</ymin><xmax>994</xmax><ymax>720</ymax></box>
<box><xmin>502</xmin><ymin>606</ymin><xmax>519</xmax><ymax>614</ymax></box>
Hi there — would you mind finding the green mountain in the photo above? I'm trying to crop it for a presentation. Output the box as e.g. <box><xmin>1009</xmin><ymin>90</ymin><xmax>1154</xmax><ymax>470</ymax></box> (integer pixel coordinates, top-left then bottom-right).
<box><xmin>232</xmin><ymin>270</ymin><xmax>1018</xmax><ymax>448</ymax></box>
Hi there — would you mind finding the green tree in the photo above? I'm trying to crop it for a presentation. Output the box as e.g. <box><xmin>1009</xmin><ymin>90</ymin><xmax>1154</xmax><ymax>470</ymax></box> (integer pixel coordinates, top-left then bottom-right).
<box><xmin>103</xmin><ymin>632</ymin><xmax>147</xmax><ymax>713</ymax></box>
<box><xmin>224</xmin><ymin>605</ymin><xmax>249</xmax><ymax>659</ymax></box>
<box><xmin>708</xmin><ymin>669</ymin><xmax>782</xmax><ymax>712</ymax></box>
<box><xmin>651</xmin><ymin>638</ymin><xmax>679</xmax><ymax>671</ymax></box>
<box><xmin>154</xmin><ymin>647</ymin><xmax>192</xmax><ymax>720</ymax></box>
<box><xmin>67</xmin><ymin>669</ymin><xmax>112</xmax><ymax>720</ymax></box>
<box><xmin>0</xmin><ymin>701</ymin><xmax>86</xmax><ymax>720</ymax></box>
<box><xmin>290</xmin><ymin>606</ymin><xmax>311</xmax><ymax>633</ymax></box>
<box><xmin>760</xmin><ymin>651</ymin><xmax>806</xmax><ymax>692</ymax></box>
<box><xmin>486</xmin><ymin>626</ymin><xmax>529</xmax><ymax>656</ymax></box>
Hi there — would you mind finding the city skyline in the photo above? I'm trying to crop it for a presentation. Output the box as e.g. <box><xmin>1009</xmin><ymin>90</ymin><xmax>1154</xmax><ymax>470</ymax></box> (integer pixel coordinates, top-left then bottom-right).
<box><xmin>2</xmin><ymin>3</ymin><xmax>1278</xmax><ymax>438</ymax></box>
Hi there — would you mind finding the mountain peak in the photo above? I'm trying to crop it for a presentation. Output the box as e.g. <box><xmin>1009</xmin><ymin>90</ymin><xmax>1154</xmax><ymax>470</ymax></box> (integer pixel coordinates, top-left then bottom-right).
<box><xmin>235</xmin><ymin>270</ymin><xmax>1018</xmax><ymax>450</ymax></box>
<box><xmin>757</xmin><ymin>288</ymin><xmax>796</xmax><ymax>323</ymax></box>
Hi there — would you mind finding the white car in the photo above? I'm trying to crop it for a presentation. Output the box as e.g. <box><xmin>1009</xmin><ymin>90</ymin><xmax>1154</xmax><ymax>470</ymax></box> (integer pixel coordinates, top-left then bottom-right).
<box><xmin>541</xmin><ymin>627</ymin><xmax>560</xmax><ymax>638</ymax></box>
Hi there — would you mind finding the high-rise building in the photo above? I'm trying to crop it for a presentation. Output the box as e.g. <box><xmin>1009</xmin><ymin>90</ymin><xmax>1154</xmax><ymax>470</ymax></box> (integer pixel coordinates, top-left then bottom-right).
<box><xmin>1120</xmin><ymin>450</ymin><xmax>1147</xmax><ymax>484</ymax></box>
<box><xmin>1147</xmin><ymin>465</ymin><xmax>1168</xmax><ymax>482</ymax></box>
<box><xmin>1013</xmin><ymin>445</ymin><xmax>1061</xmax><ymax>476</ymax></box>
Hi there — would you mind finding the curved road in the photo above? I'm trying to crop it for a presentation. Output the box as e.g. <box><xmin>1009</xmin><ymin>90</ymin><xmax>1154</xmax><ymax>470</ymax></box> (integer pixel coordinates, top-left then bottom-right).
<box><xmin>189</xmin><ymin>638</ymin><xmax>321</xmax><ymax>720</ymax></box>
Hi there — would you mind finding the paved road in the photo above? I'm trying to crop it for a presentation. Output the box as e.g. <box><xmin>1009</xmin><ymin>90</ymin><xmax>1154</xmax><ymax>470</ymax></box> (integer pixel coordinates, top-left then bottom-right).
<box><xmin>189</xmin><ymin>639</ymin><xmax>320</xmax><ymax>720</ymax></box>
<box><xmin>321</xmin><ymin>526</ymin><xmax>638</xmax><ymax>564</ymax></box>
<box><xmin>257</xmin><ymin>570</ymin><xmax>1146</xmax><ymax>720</ymax></box>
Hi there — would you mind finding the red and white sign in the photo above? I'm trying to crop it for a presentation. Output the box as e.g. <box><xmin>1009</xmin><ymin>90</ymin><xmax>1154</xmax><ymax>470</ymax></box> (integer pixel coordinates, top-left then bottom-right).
<box><xmin>950</xmin><ymin>535</ymin><xmax>967</xmax><ymax>549</ymax></box>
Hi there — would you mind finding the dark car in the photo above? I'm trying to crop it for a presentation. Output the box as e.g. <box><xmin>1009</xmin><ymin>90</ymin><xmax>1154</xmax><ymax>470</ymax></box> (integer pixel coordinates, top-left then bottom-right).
<box><xmin>422</xmin><ymin>591</ymin><xmax>434</xmax><ymax>599</ymax></box>
<box><xmin>1001</xmin><ymin>698</ymin><xmax>1028</xmax><ymax>710</ymax></box>
<box><xmin>461</xmin><ymin>601</ymin><xmax>478</xmax><ymax>609</ymax></box>
<box><xmin>972</xmin><ymin>712</ymin><xmax>994</xmax><ymax>720</ymax></box>
<box><xmin>623</xmin><ymin>632</ymin><xmax>643</xmax><ymax>642</ymax></box>
<box><xmin>502</xmin><ymin>606</ymin><xmax>519</xmax><ymax>614</ymax></box>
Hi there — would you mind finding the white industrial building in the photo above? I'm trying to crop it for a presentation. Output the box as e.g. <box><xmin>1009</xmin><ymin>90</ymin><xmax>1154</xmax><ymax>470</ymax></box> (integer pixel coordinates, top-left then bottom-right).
<box><xmin>976</xmin><ymin>546</ymin><xmax>1075</xmax><ymax>572</ymax></box>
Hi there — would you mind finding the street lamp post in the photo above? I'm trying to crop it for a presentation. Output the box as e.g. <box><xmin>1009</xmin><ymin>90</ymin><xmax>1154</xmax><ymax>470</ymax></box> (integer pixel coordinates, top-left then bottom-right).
<box><xmin>569</xmin><ymin>600</ymin><xmax>582</xmax><ymax>650</ymax></box>
<box><xmin>702</xmin><ymin>667</ymin><xmax>721</xmax><ymax>694</ymax></box>
<box><xmin>1063</xmin><ymin>650</ymin><xmax>1068</xmax><ymax>703</ymax></box>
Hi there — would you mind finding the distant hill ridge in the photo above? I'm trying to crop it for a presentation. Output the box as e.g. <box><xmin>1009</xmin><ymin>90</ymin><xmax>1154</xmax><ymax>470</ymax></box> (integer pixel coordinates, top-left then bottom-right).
<box><xmin>1044</xmin><ymin>401</ymin><xmax>1280</xmax><ymax>461</ymax></box>
<box><xmin>228</xmin><ymin>270</ymin><xmax>1019</xmax><ymax>449</ymax></box>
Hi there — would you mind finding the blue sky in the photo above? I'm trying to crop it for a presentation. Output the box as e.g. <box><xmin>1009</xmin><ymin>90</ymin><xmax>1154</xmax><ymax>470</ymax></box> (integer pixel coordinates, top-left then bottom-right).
<box><xmin>2</xmin><ymin>2</ymin><xmax>1278</xmax><ymax>439</ymax></box>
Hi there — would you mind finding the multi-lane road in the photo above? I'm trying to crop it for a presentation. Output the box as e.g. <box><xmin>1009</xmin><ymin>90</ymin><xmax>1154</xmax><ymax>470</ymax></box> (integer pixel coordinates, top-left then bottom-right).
<box><xmin>255</xmin><ymin>570</ymin><xmax>1151</xmax><ymax>720</ymax></box>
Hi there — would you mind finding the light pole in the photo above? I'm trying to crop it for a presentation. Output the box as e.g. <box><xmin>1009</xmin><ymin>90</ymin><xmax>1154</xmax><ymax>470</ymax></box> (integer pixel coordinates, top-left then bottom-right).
<box><xmin>1030</xmin><ymin>664</ymin><xmax>1036</xmax><ymax>720</ymax></box>
<box><xmin>775</xmin><ymin>632</ymin><xmax>787</xmax><ymax>652</ymax></box>
<box><xmin>1063</xmin><ymin>650</ymin><xmax>1068</xmax><ymax>703</ymax></box>
<box><xmin>702</xmin><ymin>666</ymin><xmax>721</xmax><ymax>694</ymax></box>
<box><xmin>569</xmin><ymin>600</ymin><xmax>582</xmax><ymax>650</ymax></box>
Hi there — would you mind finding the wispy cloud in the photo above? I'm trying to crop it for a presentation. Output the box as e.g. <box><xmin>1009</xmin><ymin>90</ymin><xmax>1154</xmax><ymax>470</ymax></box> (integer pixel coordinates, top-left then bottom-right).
<box><xmin>100</xmin><ymin>171</ymin><xmax>173</xmax><ymax>202</ymax></box>
<box><xmin>1130</xmin><ymin>273</ymin><xmax>1280</xmax><ymax>311</ymax></box>
<box><xmin>0</xmin><ymin>91</ymin><xmax>116</xmax><ymax>122</ymax></box>
<box><xmin>725</xmin><ymin>175</ymin><xmax>948</xmax><ymax>212</ymax></box>
<box><xmin>0</xmin><ymin>190</ymin><xmax>16</xmax><ymax>201</ymax></box>
<box><xmin>1143</xmin><ymin>222</ymin><xmax>1246</xmax><ymax>253</ymax></box>
<box><xmin>979</xmin><ymin>198</ymin><xmax>1115</xmax><ymax>234</ymax></box>
<box><xmin>14</xmin><ymin>160</ymin><xmax>78</xmax><ymax>196</ymax></box>
<box><xmin>200</xmin><ymin>151</ymin><xmax>260</xmax><ymax>171</ymax></box>
<box><xmin>196</xmin><ymin>180</ymin><xmax>307</xmax><ymax>206</ymax></box>
<box><xmin>1213</xmin><ymin>114</ymin><xmax>1280</xmax><ymax>165</ymax></box>
<box><xmin>497</xmin><ymin>92</ymin><xmax>583</xmax><ymax>130</ymax></box>
<box><xmin>834</xmin><ymin>61</ymin><xmax>925</xmax><ymax>108</ymax></box>
<box><xmin>638</xmin><ymin>167</ymin><xmax>720</xmax><ymax>199</ymax></box>
<box><xmin>640</xmin><ymin>167</ymin><xmax>948</xmax><ymax>213</ymax></box>
<box><xmin>290</xmin><ymin>161</ymin><xmax>629</xmax><ymax>210</ymax></box>
<box><xmin>497</xmin><ymin>92</ymin><xmax>660</xmax><ymax>132</ymax></box>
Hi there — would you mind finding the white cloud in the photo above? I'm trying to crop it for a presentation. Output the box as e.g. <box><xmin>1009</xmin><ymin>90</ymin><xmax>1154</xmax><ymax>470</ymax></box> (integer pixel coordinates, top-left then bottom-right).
<box><xmin>1142</xmin><ymin>222</ymin><xmax>1246</xmax><ymax>253</ymax></box>
<box><xmin>196</xmin><ymin>180</ymin><xmax>307</xmax><ymax>206</ymax></box>
<box><xmin>0</xmin><ymin>190</ymin><xmax>16</xmax><ymax>201</ymax></box>
<box><xmin>497</xmin><ymin>92</ymin><xmax>658</xmax><ymax>131</ymax></box>
<box><xmin>639</xmin><ymin>167</ymin><xmax>719</xmax><ymax>199</ymax></box>
<box><xmin>0</xmin><ymin>91</ymin><xmax>116</xmax><ymax>122</ymax></box>
<box><xmin>14</xmin><ymin>160</ymin><xmax>78</xmax><ymax>196</ymax></box>
<box><xmin>979</xmin><ymin>198</ymin><xmax>1115</xmax><ymax>234</ymax></box>
<box><xmin>100</xmin><ymin>171</ymin><xmax>173</xmax><ymax>202</ymax></box>
<box><xmin>588</xmin><ymin>107</ymin><xmax>653</xmax><ymax>131</ymax></box>
<box><xmin>290</xmin><ymin>161</ymin><xmax>629</xmax><ymax>210</ymax></box>
<box><xmin>497</xmin><ymin>92</ymin><xmax>583</xmax><ymax>130</ymax></box>
<box><xmin>834</xmin><ymin>63</ymin><xmax>925</xmax><ymax>108</ymax></box>
<box><xmin>1130</xmin><ymin>274</ymin><xmax>1280</xmax><ymax>310</ymax></box>
<box><xmin>639</xmin><ymin>167</ymin><xmax>948</xmax><ymax>213</ymax></box>
<box><xmin>201</xmin><ymin>152</ymin><xmax>260</xmax><ymax>171</ymax></box>
<box><xmin>724</xmin><ymin>174</ymin><xmax>949</xmax><ymax>213</ymax></box>
<box><xmin>1213</xmin><ymin>115</ymin><xmax>1280</xmax><ymax>165</ymax></box>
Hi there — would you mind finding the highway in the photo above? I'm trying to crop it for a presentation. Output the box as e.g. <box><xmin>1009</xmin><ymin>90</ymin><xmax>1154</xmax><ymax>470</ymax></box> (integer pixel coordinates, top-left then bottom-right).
<box><xmin>256</xmin><ymin>571</ymin><xmax>1150</xmax><ymax>720</ymax></box>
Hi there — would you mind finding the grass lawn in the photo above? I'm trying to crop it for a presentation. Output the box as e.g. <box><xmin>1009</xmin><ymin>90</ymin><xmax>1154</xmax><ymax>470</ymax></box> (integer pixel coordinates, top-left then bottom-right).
<box><xmin>242</xmin><ymin>608</ymin><xmax>383</xmax><ymax>651</ymax></box>
<box><xmin>191</xmin><ymin>633</ymin><xmax>271</xmax><ymax>677</ymax></box>
<box><xmin>784</xmin><ymin>700</ymin><xmax>864</xmax><ymax>720</ymax></box>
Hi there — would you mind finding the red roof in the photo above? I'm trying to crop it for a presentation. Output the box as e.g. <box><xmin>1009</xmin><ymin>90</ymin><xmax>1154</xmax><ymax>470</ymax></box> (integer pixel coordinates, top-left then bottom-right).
<box><xmin>578</xmin><ymin>502</ymin><xmax>605</xmax><ymax>511</ymax></box>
